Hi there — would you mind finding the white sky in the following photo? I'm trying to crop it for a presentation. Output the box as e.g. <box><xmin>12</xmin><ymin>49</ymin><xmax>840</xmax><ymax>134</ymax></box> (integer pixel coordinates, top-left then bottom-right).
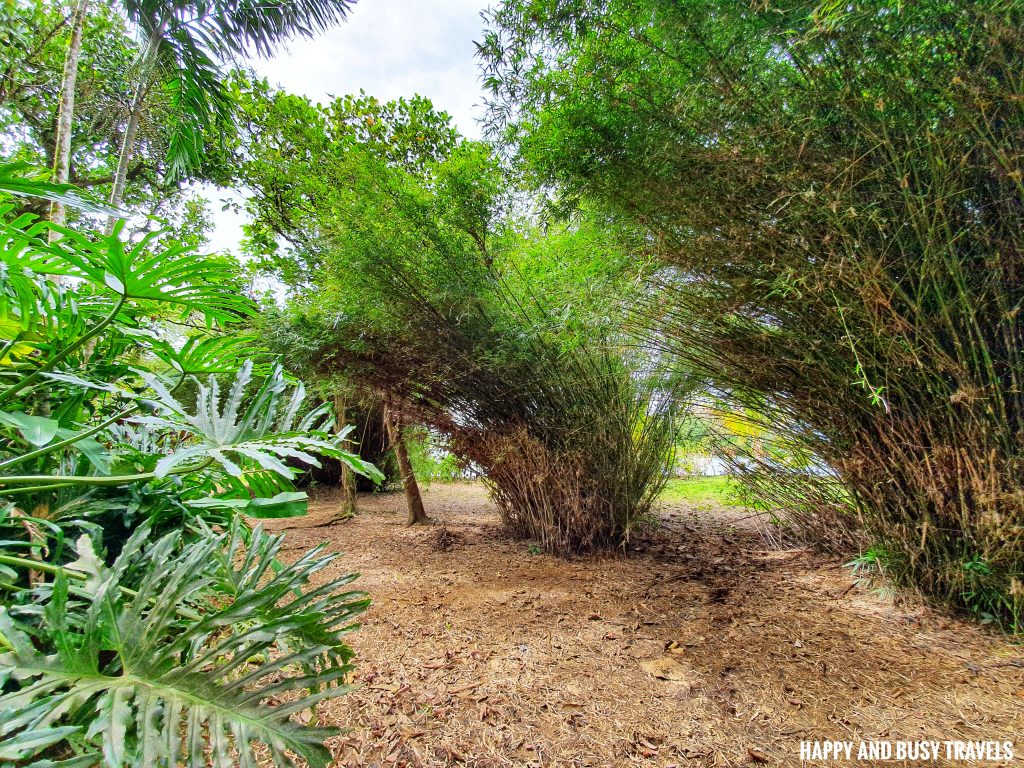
<box><xmin>205</xmin><ymin>0</ymin><xmax>490</xmax><ymax>255</ymax></box>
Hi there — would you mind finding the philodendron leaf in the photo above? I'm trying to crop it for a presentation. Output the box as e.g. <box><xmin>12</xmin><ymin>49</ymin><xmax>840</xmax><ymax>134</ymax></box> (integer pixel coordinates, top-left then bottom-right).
<box><xmin>22</xmin><ymin>752</ymin><xmax>102</xmax><ymax>767</ymax></box>
<box><xmin>150</xmin><ymin>334</ymin><xmax>267</xmax><ymax>376</ymax></box>
<box><xmin>0</xmin><ymin>524</ymin><xmax>366</xmax><ymax>768</ymax></box>
<box><xmin>65</xmin><ymin>535</ymin><xmax>105</xmax><ymax>595</ymax></box>
<box><xmin>0</xmin><ymin>413</ymin><xmax>112</xmax><ymax>471</ymax></box>
<box><xmin>0</xmin><ymin>725</ymin><xmax>82</xmax><ymax>761</ymax></box>
<box><xmin>139</xmin><ymin>361</ymin><xmax>384</xmax><ymax>486</ymax></box>
<box><xmin>0</xmin><ymin>162</ymin><xmax>122</xmax><ymax>216</ymax></box>
<box><xmin>0</xmin><ymin>210</ymin><xmax>252</xmax><ymax>326</ymax></box>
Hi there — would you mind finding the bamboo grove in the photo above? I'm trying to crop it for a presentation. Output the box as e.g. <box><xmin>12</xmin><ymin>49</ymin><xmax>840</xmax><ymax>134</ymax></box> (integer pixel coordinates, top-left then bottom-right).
<box><xmin>480</xmin><ymin>0</ymin><xmax>1024</xmax><ymax>627</ymax></box>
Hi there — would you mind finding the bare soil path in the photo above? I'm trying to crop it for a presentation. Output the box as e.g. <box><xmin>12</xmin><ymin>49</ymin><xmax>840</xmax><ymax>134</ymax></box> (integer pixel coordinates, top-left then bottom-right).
<box><xmin>268</xmin><ymin>483</ymin><xmax>1023</xmax><ymax>767</ymax></box>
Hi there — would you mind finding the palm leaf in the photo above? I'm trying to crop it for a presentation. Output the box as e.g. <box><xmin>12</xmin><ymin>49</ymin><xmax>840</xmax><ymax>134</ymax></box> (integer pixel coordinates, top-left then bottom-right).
<box><xmin>121</xmin><ymin>0</ymin><xmax>355</xmax><ymax>59</ymax></box>
<box><xmin>160</xmin><ymin>36</ymin><xmax>235</xmax><ymax>181</ymax></box>
<box><xmin>209</xmin><ymin>0</ymin><xmax>355</xmax><ymax>58</ymax></box>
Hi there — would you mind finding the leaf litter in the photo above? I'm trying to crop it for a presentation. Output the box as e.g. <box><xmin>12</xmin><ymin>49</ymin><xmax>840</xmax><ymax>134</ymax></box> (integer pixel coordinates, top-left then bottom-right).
<box><xmin>265</xmin><ymin>483</ymin><xmax>1023</xmax><ymax>767</ymax></box>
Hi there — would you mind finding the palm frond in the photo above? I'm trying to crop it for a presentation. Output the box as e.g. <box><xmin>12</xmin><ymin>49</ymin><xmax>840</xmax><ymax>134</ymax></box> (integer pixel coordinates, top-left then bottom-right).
<box><xmin>123</xmin><ymin>0</ymin><xmax>355</xmax><ymax>59</ymax></box>
<box><xmin>160</xmin><ymin>34</ymin><xmax>235</xmax><ymax>181</ymax></box>
<box><xmin>212</xmin><ymin>0</ymin><xmax>355</xmax><ymax>57</ymax></box>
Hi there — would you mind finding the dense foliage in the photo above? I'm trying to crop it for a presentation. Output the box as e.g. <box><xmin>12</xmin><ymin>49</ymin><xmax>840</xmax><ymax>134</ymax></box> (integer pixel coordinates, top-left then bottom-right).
<box><xmin>0</xmin><ymin>172</ymin><xmax>381</xmax><ymax>765</ymax></box>
<box><xmin>238</xmin><ymin>86</ymin><xmax>683</xmax><ymax>554</ymax></box>
<box><xmin>0</xmin><ymin>0</ymin><xmax>206</xmax><ymax>224</ymax></box>
<box><xmin>3</xmin><ymin>12</ymin><xmax>1017</xmax><ymax>760</ymax></box>
<box><xmin>482</xmin><ymin>0</ymin><xmax>1024</xmax><ymax>627</ymax></box>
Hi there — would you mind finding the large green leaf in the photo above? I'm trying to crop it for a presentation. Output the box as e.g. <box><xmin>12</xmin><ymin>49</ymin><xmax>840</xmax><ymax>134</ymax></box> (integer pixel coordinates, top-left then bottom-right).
<box><xmin>0</xmin><ymin>238</ymin><xmax>100</xmax><ymax>362</ymax></box>
<box><xmin>0</xmin><ymin>163</ymin><xmax>121</xmax><ymax>217</ymax></box>
<box><xmin>149</xmin><ymin>334</ymin><xmax>266</xmax><ymax>376</ymax></box>
<box><xmin>0</xmin><ymin>410</ymin><xmax>59</xmax><ymax>446</ymax></box>
<box><xmin>139</xmin><ymin>361</ymin><xmax>384</xmax><ymax>485</ymax></box>
<box><xmin>0</xmin><ymin>217</ymin><xmax>252</xmax><ymax>327</ymax></box>
<box><xmin>207</xmin><ymin>520</ymin><xmax>367</xmax><ymax>675</ymax></box>
<box><xmin>0</xmin><ymin>524</ymin><xmax>366</xmax><ymax>768</ymax></box>
<box><xmin>0</xmin><ymin>411</ymin><xmax>113</xmax><ymax>473</ymax></box>
<box><xmin>186</xmin><ymin>491</ymin><xmax>309</xmax><ymax>519</ymax></box>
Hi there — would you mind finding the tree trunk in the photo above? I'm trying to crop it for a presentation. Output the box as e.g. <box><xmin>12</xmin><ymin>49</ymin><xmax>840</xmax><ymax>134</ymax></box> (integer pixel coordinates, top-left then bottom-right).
<box><xmin>334</xmin><ymin>394</ymin><xmax>358</xmax><ymax>518</ymax></box>
<box><xmin>49</xmin><ymin>0</ymin><xmax>90</xmax><ymax>238</ymax></box>
<box><xmin>106</xmin><ymin>84</ymin><xmax>144</xmax><ymax>228</ymax></box>
<box><xmin>106</xmin><ymin>26</ymin><xmax>164</xmax><ymax>232</ymax></box>
<box><xmin>384</xmin><ymin>403</ymin><xmax>428</xmax><ymax>525</ymax></box>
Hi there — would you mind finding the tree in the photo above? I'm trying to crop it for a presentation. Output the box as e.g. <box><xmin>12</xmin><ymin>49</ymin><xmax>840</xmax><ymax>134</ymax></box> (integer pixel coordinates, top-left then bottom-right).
<box><xmin>106</xmin><ymin>0</ymin><xmax>356</xmax><ymax>218</ymax></box>
<box><xmin>0</xmin><ymin>0</ymin><xmax>228</xmax><ymax>239</ymax></box>
<box><xmin>481</xmin><ymin>0</ymin><xmax>1024</xmax><ymax>627</ymax></box>
<box><xmin>250</xmin><ymin>303</ymin><xmax>405</xmax><ymax>494</ymax></box>
<box><xmin>384</xmin><ymin>400</ymin><xmax>430</xmax><ymax>525</ymax></box>
<box><xmin>49</xmin><ymin>0</ymin><xmax>89</xmax><ymax>232</ymax></box>
<box><xmin>334</xmin><ymin>393</ymin><xmax>358</xmax><ymax>517</ymax></box>
<box><xmin>236</xmin><ymin>86</ymin><xmax>681</xmax><ymax>554</ymax></box>
<box><xmin>235</xmin><ymin>79</ymin><xmax>460</xmax><ymax>283</ymax></box>
<box><xmin>24</xmin><ymin>0</ymin><xmax>354</xmax><ymax>227</ymax></box>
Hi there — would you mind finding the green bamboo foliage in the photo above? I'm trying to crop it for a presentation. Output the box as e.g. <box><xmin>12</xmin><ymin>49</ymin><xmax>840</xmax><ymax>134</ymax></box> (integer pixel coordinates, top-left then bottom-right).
<box><xmin>239</xmin><ymin>91</ymin><xmax>684</xmax><ymax>556</ymax></box>
<box><xmin>482</xmin><ymin>0</ymin><xmax>1024</xmax><ymax>628</ymax></box>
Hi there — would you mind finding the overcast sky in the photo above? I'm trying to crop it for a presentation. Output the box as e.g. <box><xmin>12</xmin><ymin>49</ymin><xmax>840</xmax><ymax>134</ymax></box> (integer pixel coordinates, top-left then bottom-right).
<box><xmin>206</xmin><ymin>0</ymin><xmax>490</xmax><ymax>254</ymax></box>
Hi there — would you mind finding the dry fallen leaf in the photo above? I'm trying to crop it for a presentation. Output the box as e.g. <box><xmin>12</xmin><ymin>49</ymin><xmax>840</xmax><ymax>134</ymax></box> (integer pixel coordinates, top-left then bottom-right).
<box><xmin>748</xmin><ymin>747</ymin><xmax>770</xmax><ymax>763</ymax></box>
<box><xmin>639</xmin><ymin>656</ymin><xmax>692</xmax><ymax>684</ymax></box>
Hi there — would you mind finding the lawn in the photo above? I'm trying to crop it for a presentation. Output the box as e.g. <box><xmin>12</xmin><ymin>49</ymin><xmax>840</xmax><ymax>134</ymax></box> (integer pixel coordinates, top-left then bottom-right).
<box><xmin>659</xmin><ymin>475</ymin><xmax>746</xmax><ymax>506</ymax></box>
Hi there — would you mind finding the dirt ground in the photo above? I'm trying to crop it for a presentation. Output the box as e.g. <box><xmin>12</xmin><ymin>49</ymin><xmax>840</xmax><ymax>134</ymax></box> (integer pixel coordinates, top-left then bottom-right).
<box><xmin>267</xmin><ymin>483</ymin><xmax>1024</xmax><ymax>768</ymax></box>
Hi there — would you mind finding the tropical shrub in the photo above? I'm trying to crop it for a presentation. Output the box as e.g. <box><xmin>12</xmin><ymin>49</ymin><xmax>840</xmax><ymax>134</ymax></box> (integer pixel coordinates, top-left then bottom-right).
<box><xmin>481</xmin><ymin>0</ymin><xmax>1024</xmax><ymax>628</ymax></box>
<box><xmin>0</xmin><ymin>170</ymin><xmax>382</xmax><ymax>765</ymax></box>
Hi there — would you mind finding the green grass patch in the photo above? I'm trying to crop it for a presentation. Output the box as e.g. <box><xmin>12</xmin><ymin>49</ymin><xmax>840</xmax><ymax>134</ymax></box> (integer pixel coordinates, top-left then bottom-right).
<box><xmin>659</xmin><ymin>476</ymin><xmax>745</xmax><ymax>506</ymax></box>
